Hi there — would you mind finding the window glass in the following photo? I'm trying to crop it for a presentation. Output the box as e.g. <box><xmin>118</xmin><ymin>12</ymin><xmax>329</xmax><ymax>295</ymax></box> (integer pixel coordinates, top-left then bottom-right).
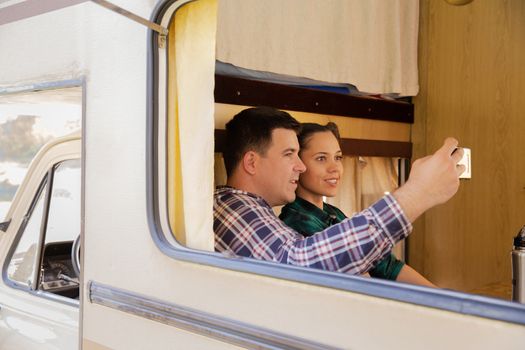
<box><xmin>7</xmin><ymin>180</ymin><xmax>47</xmax><ymax>288</ymax></box>
<box><xmin>6</xmin><ymin>159</ymin><xmax>81</xmax><ymax>297</ymax></box>
<box><xmin>46</xmin><ymin>159</ymin><xmax>81</xmax><ymax>244</ymax></box>
<box><xmin>39</xmin><ymin>159</ymin><xmax>80</xmax><ymax>298</ymax></box>
<box><xmin>0</xmin><ymin>86</ymin><xmax>82</xmax><ymax>220</ymax></box>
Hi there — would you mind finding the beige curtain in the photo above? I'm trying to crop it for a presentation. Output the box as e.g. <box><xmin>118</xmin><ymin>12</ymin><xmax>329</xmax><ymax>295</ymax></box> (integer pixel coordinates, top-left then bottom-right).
<box><xmin>361</xmin><ymin>157</ymin><xmax>400</xmax><ymax>209</ymax></box>
<box><xmin>214</xmin><ymin>153</ymin><xmax>227</xmax><ymax>187</ymax></box>
<box><xmin>327</xmin><ymin>156</ymin><xmax>399</xmax><ymax>213</ymax></box>
<box><xmin>216</xmin><ymin>0</ymin><xmax>419</xmax><ymax>95</ymax></box>
<box><xmin>167</xmin><ymin>0</ymin><xmax>217</xmax><ymax>251</ymax></box>
<box><xmin>327</xmin><ymin>156</ymin><xmax>404</xmax><ymax>259</ymax></box>
<box><xmin>325</xmin><ymin>157</ymin><xmax>363</xmax><ymax>216</ymax></box>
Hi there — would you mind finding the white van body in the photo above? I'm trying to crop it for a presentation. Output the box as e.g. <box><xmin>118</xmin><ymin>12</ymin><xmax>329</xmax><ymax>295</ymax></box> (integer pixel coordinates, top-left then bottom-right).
<box><xmin>0</xmin><ymin>1</ymin><xmax>524</xmax><ymax>349</ymax></box>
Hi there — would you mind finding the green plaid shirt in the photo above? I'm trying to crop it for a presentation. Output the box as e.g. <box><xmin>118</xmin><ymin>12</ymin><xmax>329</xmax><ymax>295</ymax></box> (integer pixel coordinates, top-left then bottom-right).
<box><xmin>280</xmin><ymin>196</ymin><xmax>404</xmax><ymax>280</ymax></box>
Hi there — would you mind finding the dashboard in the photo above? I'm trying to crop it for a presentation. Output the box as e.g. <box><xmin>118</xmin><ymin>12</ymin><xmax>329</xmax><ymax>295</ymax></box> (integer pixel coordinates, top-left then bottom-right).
<box><xmin>40</xmin><ymin>241</ymin><xmax>79</xmax><ymax>299</ymax></box>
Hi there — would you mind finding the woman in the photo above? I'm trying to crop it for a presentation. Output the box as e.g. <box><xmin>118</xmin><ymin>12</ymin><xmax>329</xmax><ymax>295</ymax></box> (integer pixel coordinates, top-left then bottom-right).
<box><xmin>280</xmin><ymin>122</ymin><xmax>435</xmax><ymax>286</ymax></box>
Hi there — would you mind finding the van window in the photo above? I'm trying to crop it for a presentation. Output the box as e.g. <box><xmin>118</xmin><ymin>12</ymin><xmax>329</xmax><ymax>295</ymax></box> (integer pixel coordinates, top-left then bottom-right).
<box><xmin>151</xmin><ymin>0</ymin><xmax>524</xmax><ymax>326</ymax></box>
<box><xmin>159</xmin><ymin>0</ymin><xmax>410</xmax><ymax>264</ymax></box>
<box><xmin>7</xmin><ymin>159</ymin><xmax>80</xmax><ymax>299</ymax></box>
<box><xmin>46</xmin><ymin>159</ymin><xmax>81</xmax><ymax>244</ymax></box>
<box><xmin>159</xmin><ymin>0</ymin><xmax>414</xmax><ymax>253</ymax></box>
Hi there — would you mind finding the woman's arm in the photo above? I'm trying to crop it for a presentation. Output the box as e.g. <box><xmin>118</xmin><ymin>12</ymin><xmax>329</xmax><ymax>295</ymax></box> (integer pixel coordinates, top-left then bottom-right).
<box><xmin>396</xmin><ymin>264</ymin><xmax>436</xmax><ymax>287</ymax></box>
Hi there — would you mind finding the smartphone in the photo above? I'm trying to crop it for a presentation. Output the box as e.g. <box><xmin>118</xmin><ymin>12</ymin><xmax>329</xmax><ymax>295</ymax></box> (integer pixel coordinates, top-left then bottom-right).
<box><xmin>457</xmin><ymin>147</ymin><xmax>471</xmax><ymax>179</ymax></box>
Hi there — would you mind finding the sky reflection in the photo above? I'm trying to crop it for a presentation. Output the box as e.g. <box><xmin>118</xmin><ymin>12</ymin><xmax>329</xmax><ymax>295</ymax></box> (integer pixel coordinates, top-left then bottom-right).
<box><xmin>0</xmin><ymin>87</ymin><xmax>81</xmax><ymax>220</ymax></box>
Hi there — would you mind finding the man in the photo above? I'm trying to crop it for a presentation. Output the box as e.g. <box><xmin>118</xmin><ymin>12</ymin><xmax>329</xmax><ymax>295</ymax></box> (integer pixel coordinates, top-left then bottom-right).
<box><xmin>214</xmin><ymin>107</ymin><xmax>464</xmax><ymax>275</ymax></box>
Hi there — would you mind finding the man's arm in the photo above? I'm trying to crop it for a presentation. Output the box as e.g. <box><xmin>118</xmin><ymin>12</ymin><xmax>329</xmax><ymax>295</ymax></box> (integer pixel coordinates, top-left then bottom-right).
<box><xmin>215</xmin><ymin>187</ymin><xmax>411</xmax><ymax>275</ymax></box>
<box><xmin>393</xmin><ymin>138</ymin><xmax>465</xmax><ymax>222</ymax></box>
<box><xmin>288</xmin><ymin>193</ymin><xmax>411</xmax><ymax>274</ymax></box>
<box><xmin>286</xmin><ymin>138</ymin><xmax>464</xmax><ymax>274</ymax></box>
<box><xmin>216</xmin><ymin>138</ymin><xmax>464</xmax><ymax>275</ymax></box>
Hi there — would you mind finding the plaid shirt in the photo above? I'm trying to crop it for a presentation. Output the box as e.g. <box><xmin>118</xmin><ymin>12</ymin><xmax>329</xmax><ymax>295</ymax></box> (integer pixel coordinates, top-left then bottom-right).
<box><xmin>214</xmin><ymin>186</ymin><xmax>412</xmax><ymax>275</ymax></box>
<box><xmin>279</xmin><ymin>196</ymin><xmax>405</xmax><ymax>280</ymax></box>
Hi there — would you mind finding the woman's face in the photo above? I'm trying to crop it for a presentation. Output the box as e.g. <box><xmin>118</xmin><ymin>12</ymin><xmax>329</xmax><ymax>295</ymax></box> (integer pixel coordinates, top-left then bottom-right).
<box><xmin>297</xmin><ymin>131</ymin><xmax>343</xmax><ymax>200</ymax></box>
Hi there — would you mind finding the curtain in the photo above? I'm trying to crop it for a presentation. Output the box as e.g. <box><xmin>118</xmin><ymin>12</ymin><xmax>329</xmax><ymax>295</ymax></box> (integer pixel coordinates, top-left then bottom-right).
<box><xmin>216</xmin><ymin>0</ymin><xmax>419</xmax><ymax>96</ymax></box>
<box><xmin>327</xmin><ymin>156</ymin><xmax>404</xmax><ymax>259</ymax></box>
<box><xmin>167</xmin><ymin>0</ymin><xmax>217</xmax><ymax>251</ymax></box>
<box><xmin>325</xmin><ymin>157</ymin><xmax>363</xmax><ymax>216</ymax></box>
<box><xmin>327</xmin><ymin>157</ymin><xmax>398</xmax><ymax>213</ymax></box>
<box><xmin>214</xmin><ymin>153</ymin><xmax>227</xmax><ymax>187</ymax></box>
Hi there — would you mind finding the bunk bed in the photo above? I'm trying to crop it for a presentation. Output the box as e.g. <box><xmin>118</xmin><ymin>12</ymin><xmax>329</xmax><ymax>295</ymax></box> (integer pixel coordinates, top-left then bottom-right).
<box><xmin>213</xmin><ymin>67</ymin><xmax>414</xmax><ymax>159</ymax></box>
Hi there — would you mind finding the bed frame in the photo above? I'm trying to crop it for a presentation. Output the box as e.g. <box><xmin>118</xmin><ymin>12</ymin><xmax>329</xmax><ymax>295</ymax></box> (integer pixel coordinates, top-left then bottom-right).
<box><xmin>214</xmin><ymin>74</ymin><xmax>413</xmax><ymax>158</ymax></box>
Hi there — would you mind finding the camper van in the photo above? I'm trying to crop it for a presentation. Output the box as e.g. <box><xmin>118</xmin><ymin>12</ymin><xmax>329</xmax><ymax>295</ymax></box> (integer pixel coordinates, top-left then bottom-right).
<box><xmin>0</xmin><ymin>0</ymin><xmax>524</xmax><ymax>349</ymax></box>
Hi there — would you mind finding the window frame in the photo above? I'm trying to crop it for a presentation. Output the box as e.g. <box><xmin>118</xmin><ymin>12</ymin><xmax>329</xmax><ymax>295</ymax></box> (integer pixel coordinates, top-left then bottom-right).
<box><xmin>3</xmin><ymin>160</ymin><xmax>80</xmax><ymax>307</ymax></box>
<box><xmin>5</xmin><ymin>175</ymin><xmax>48</xmax><ymax>291</ymax></box>
<box><xmin>146</xmin><ymin>0</ymin><xmax>525</xmax><ymax>326</ymax></box>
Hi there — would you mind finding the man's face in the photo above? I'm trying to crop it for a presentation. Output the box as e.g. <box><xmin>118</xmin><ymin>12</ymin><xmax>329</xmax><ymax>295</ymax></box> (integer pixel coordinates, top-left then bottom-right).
<box><xmin>256</xmin><ymin>128</ymin><xmax>306</xmax><ymax>206</ymax></box>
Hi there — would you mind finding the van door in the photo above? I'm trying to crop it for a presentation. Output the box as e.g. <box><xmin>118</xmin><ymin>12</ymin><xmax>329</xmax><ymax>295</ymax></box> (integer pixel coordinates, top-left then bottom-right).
<box><xmin>0</xmin><ymin>136</ymin><xmax>81</xmax><ymax>349</ymax></box>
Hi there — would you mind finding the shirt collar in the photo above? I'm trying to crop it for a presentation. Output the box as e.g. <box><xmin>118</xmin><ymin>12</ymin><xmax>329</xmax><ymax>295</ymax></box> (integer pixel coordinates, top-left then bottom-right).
<box><xmin>288</xmin><ymin>196</ymin><xmax>339</xmax><ymax>223</ymax></box>
<box><xmin>215</xmin><ymin>185</ymin><xmax>272</xmax><ymax>208</ymax></box>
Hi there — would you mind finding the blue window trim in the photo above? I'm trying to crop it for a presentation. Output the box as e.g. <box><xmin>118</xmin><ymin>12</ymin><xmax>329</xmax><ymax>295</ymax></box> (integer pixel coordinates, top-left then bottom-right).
<box><xmin>146</xmin><ymin>0</ymin><xmax>525</xmax><ymax>326</ymax></box>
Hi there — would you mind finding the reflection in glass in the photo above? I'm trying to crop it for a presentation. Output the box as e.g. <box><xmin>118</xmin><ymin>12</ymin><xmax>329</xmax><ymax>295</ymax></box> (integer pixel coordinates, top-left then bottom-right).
<box><xmin>46</xmin><ymin>159</ymin><xmax>81</xmax><ymax>244</ymax></box>
<box><xmin>0</xmin><ymin>86</ymin><xmax>82</xmax><ymax>220</ymax></box>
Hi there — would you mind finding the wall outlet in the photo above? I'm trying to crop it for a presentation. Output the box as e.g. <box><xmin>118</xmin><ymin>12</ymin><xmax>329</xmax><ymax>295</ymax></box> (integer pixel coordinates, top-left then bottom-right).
<box><xmin>458</xmin><ymin>147</ymin><xmax>471</xmax><ymax>179</ymax></box>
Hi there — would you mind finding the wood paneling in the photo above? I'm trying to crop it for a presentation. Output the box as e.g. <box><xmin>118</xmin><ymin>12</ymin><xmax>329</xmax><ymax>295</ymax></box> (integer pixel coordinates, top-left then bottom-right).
<box><xmin>214</xmin><ymin>129</ymin><xmax>412</xmax><ymax>158</ymax></box>
<box><xmin>411</xmin><ymin>0</ymin><xmax>525</xmax><ymax>292</ymax></box>
<box><xmin>215</xmin><ymin>103</ymin><xmax>412</xmax><ymax>142</ymax></box>
<box><xmin>215</xmin><ymin>74</ymin><xmax>414</xmax><ymax>123</ymax></box>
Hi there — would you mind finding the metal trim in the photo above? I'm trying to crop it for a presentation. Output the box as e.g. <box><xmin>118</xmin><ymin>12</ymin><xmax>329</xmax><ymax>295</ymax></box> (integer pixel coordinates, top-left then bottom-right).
<box><xmin>0</xmin><ymin>79</ymin><xmax>84</xmax><ymax>96</ymax></box>
<box><xmin>33</xmin><ymin>288</ymin><xmax>80</xmax><ymax>308</ymax></box>
<box><xmin>33</xmin><ymin>167</ymin><xmax>54</xmax><ymax>291</ymax></box>
<box><xmin>78</xmin><ymin>74</ymin><xmax>87</xmax><ymax>350</ymax></box>
<box><xmin>0</xmin><ymin>0</ymin><xmax>88</xmax><ymax>26</ymax></box>
<box><xmin>88</xmin><ymin>281</ymin><xmax>338</xmax><ymax>350</ymax></box>
<box><xmin>145</xmin><ymin>0</ymin><xmax>525</xmax><ymax>329</ymax></box>
<box><xmin>0</xmin><ymin>0</ymin><xmax>167</xmax><ymax>35</ymax></box>
<box><xmin>90</xmin><ymin>0</ymin><xmax>168</xmax><ymax>35</ymax></box>
<box><xmin>3</xmin><ymin>175</ymin><xmax>48</xmax><ymax>291</ymax></box>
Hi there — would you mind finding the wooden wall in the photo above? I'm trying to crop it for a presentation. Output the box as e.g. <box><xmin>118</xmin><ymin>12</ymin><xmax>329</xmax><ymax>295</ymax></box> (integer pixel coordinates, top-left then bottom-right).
<box><xmin>411</xmin><ymin>0</ymin><xmax>525</xmax><ymax>293</ymax></box>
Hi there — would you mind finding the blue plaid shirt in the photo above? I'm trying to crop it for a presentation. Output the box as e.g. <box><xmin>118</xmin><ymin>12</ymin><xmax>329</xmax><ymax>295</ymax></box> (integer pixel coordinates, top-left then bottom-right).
<box><xmin>214</xmin><ymin>186</ymin><xmax>412</xmax><ymax>275</ymax></box>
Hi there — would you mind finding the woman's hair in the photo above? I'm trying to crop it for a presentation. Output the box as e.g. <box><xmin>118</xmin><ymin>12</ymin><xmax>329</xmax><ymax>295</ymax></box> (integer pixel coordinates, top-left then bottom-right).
<box><xmin>297</xmin><ymin>122</ymin><xmax>341</xmax><ymax>154</ymax></box>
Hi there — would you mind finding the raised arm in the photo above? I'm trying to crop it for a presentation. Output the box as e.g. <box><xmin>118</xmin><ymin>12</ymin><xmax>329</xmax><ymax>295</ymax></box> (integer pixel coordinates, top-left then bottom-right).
<box><xmin>215</xmin><ymin>138</ymin><xmax>464</xmax><ymax>276</ymax></box>
<box><xmin>393</xmin><ymin>137</ymin><xmax>465</xmax><ymax>222</ymax></box>
<box><xmin>287</xmin><ymin>138</ymin><xmax>464</xmax><ymax>274</ymax></box>
<box><xmin>287</xmin><ymin>193</ymin><xmax>411</xmax><ymax>274</ymax></box>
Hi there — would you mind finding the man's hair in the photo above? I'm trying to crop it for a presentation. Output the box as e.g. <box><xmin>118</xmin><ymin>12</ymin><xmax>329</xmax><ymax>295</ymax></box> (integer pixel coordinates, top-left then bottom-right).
<box><xmin>223</xmin><ymin>107</ymin><xmax>301</xmax><ymax>176</ymax></box>
<box><xmin>297</xmin><ymin>122</ymin><xmax>341</xmax><ymax>155</ymax></box>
